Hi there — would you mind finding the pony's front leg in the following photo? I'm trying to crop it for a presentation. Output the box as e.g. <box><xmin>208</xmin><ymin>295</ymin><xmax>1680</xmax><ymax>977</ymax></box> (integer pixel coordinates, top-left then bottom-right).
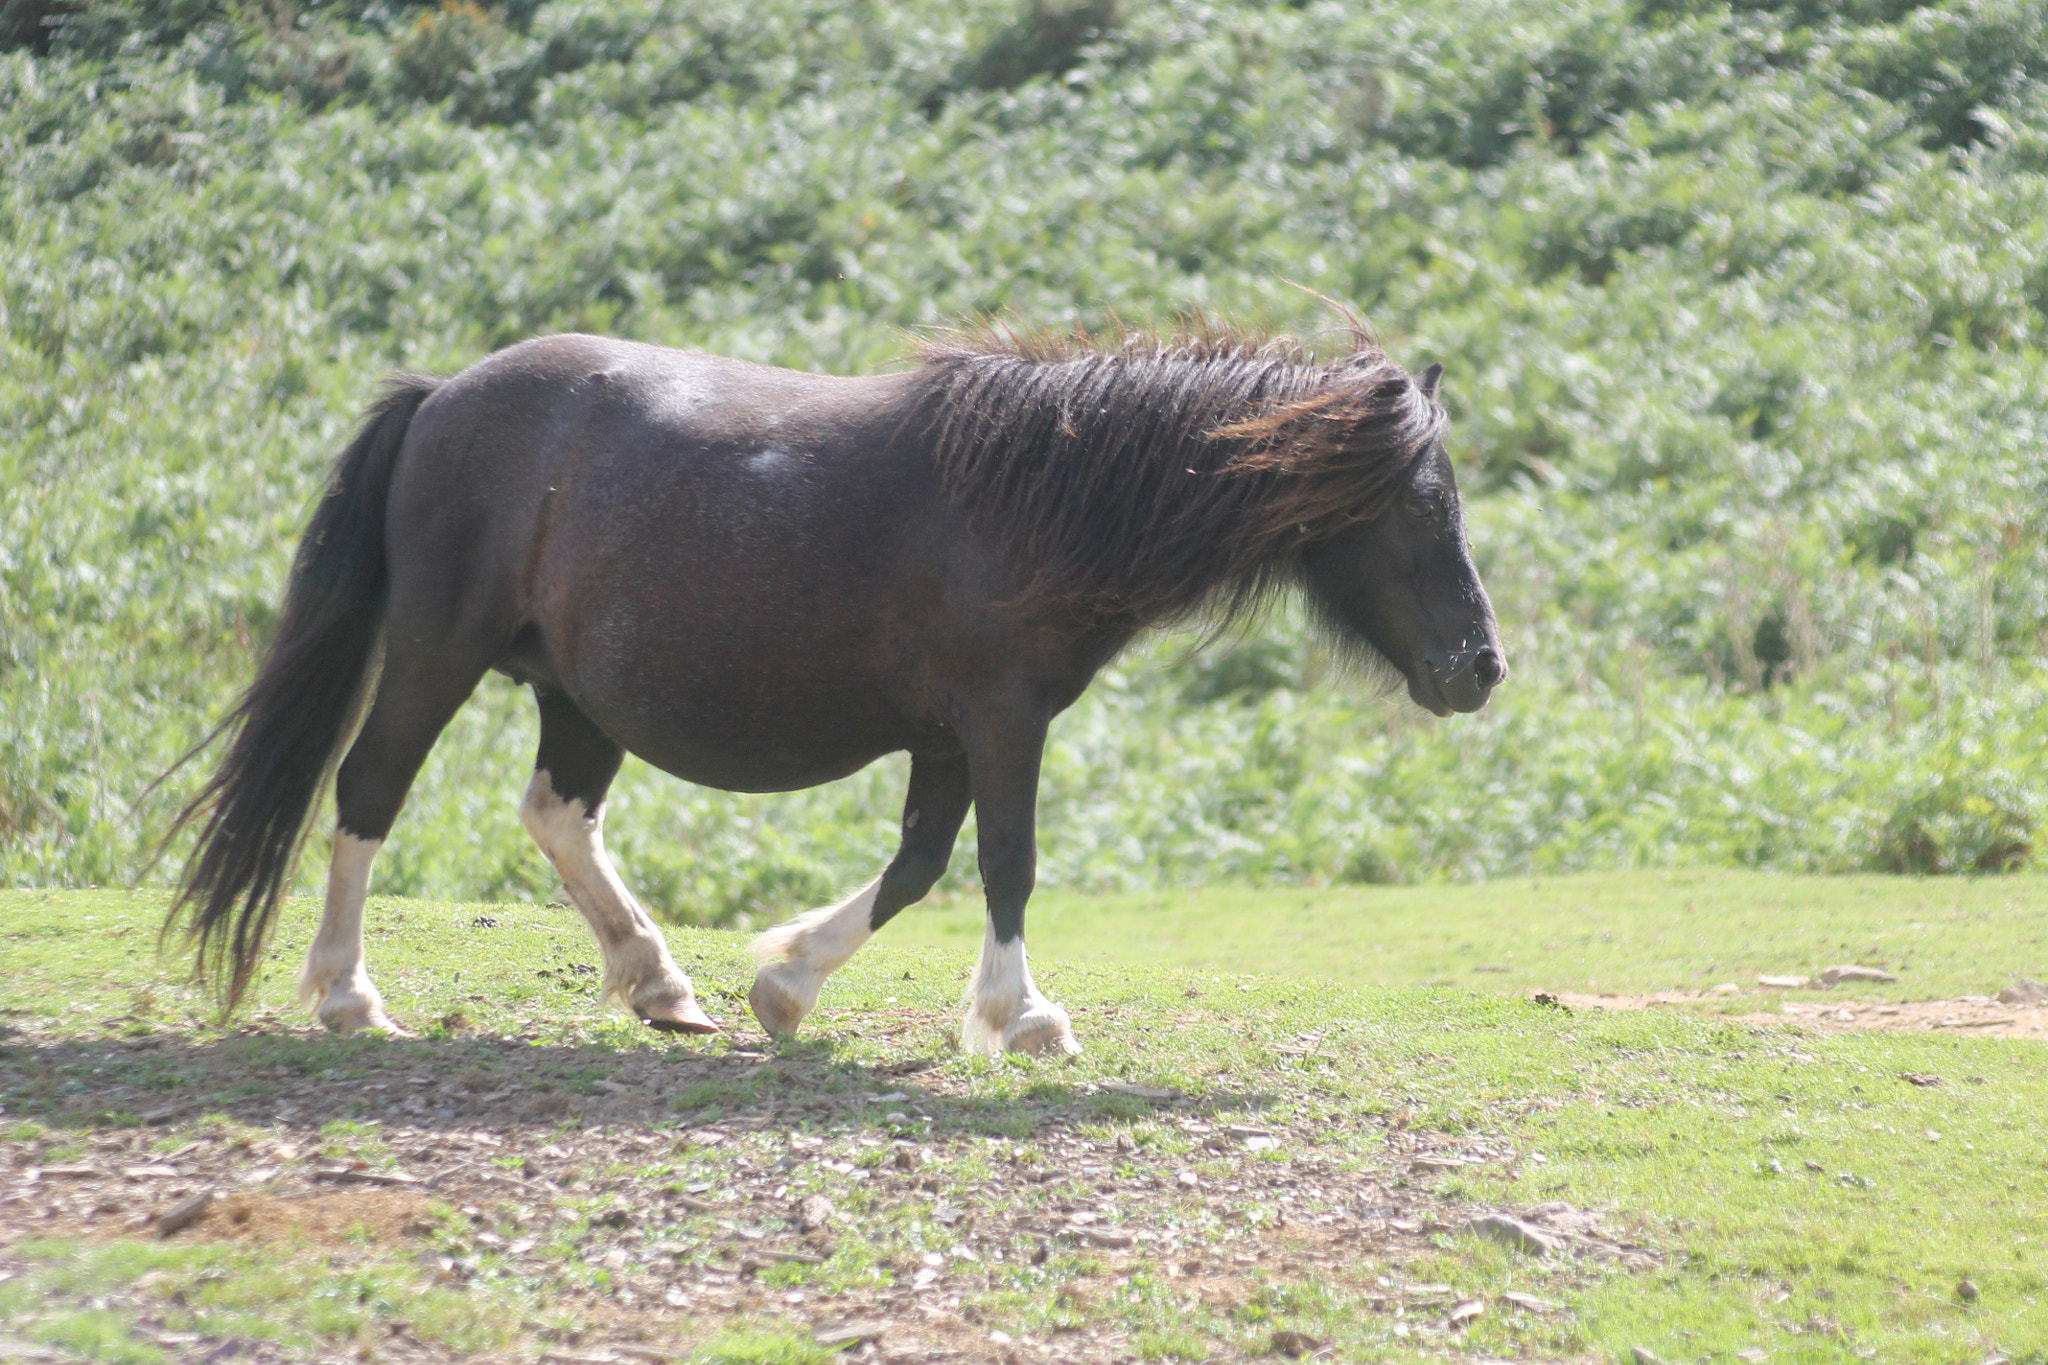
<box><xmin>961</xmin><ymin>710</ymin><xmax>1079</xmax><ymax>1057</ymax></box>
<box><xmin>749</xmin><ymin>752</ymin><xmax>971</xmax><ymax>1036</ymax></box>
<box><xmin>299</xmin><ymin>830</ymin><xmax>408</xmax><ymax>1035</ymax></box>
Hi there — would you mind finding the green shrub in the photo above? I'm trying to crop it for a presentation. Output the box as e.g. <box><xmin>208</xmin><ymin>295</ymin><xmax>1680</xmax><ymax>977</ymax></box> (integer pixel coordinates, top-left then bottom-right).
<box><xmin>1875</xmin><ymin>771</ymin><xmax>2037</xmax><ymax>873</ymax></box>
<box><xmin>7</xmin><ymin>0</ymin><xmax>2048</xmax><ymax>911</ymax></box>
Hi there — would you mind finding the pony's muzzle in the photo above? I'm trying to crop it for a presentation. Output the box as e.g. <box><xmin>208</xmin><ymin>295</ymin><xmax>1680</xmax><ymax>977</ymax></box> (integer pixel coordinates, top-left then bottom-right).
<box><xmin>1421</xmin><ymin>644</ymin><xmax>1506</xmax><ymax>714</ymax></box>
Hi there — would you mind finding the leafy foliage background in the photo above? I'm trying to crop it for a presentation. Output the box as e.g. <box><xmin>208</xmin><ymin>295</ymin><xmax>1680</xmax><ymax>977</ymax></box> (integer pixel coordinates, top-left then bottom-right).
<box><xmin>5</xmin><ymin>0</ymin><xmax>2048</xmax><ymax>919</ymax></box>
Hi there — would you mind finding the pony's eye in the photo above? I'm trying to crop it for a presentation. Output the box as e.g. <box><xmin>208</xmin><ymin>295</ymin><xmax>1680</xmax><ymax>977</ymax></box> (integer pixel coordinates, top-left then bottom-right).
<box><xmin>1404</xmin><ymin>490</ymin><xmax>1445</xmax><ymax>521</ymax></box>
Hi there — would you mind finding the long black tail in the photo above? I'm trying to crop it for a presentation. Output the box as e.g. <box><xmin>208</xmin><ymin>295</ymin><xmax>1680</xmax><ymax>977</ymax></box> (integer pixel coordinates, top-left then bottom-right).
<box><xmin>161</xmin><ymin>374</ymin><xmax>441</xmax><ymax>1012</ymax></box>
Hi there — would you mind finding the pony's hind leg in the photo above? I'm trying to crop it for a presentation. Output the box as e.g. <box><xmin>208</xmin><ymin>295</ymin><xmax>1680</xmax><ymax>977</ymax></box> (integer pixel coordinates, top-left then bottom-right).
<box><xmin>300</xmin><ymin>829</ymin><xmax>401</xmax><ymax>1035</ymax></box>
<box><xmin>522</xmin><ymin>688</ymin><xmax>717</xmax><ymax>1035</ymax></box>
<box><xmin>749</xmin><ymin>752</ymin><xmax>971</xmax><ymax>1037</ymax></box>
<box><xmin>304</xmin><ymin>648</ymin><xmax>487</xmax><ymax>1035</ymax></box>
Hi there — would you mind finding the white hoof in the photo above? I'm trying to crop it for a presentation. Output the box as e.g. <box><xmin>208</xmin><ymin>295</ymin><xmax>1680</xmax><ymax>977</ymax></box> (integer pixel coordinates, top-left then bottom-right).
<box><xmin>315</xmin><ymin>989</ymin><xmax>409</xmax><ymax>1037</ymax></box>
<box><xmin>962</xmin><ymin>926</ymin><xmax>1079</xmax><ymax>1056</ymax></box>
<box><xmin>1003</xmin><ymin>1002</ymin><xmax>1081</xmax><ymax>1057</ymax></box>
<box><xmin>622</xmin><ymin>975</ymin><xmax>721</xmax><ymax>1035</ymax></box>
<box><xmin>963</xmin><ymin>999</ymin><xmax>1081</xmax><ymax>1057</ymax></box>
<box><xmin>744</xmin><ymin>879</ymin><xmax>882</xmax><ymax>1039</ymax></box>
<box><xmin>749</xmin><ymin>962</ymin><xmax>815</xmax><ymax>1037</ymax></box>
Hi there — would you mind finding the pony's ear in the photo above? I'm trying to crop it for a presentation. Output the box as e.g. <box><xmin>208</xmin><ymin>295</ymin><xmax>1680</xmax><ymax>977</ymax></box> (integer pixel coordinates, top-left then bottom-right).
<box><xmin>1417</xmin><ymin>362</ymin><xmax>1445</xmax><ymax>401</ymax></box>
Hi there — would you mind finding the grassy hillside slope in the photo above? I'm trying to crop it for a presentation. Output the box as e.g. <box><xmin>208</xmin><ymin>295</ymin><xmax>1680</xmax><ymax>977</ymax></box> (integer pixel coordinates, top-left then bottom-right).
<box><xmin>6</xmin><ymin>0</ymin><xmax>2048</xmax><ymax>914</ymax></box>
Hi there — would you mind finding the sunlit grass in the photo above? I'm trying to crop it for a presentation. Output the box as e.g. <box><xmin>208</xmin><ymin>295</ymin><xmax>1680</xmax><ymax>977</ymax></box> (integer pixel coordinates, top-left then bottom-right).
<box><xmin>3</xmin><ymin>886</ymin><xmax>2045</xmax><ymax>1361</ymax></box>
<box><xmin>900</xmin><ymin>868</ymin><xmax>2048</xmax><ymax>1001</ymax></box>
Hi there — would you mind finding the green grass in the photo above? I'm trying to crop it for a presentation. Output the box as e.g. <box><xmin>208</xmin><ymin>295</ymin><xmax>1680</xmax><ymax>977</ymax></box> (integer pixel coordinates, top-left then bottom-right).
<box><xmin>12</xmin><ymin>870</ymin><xmax>2044</xmax><ymax>1041</ymax></box>
<box><xmin>694</xmin><ymin>1331</ymin><xmax>845</xmax><ymax>1365</ymax></box>
<box><xmin>0</xmin><ymin>1236</ymin><xmax>516</xmax><ymax>1360</ymax></box>
<box><xmin>898</xmin><ymin>869</ymin><xmax>2048</xmax><ymax>1000</ymax></box>
<box><xmin>2</xmin><ymin>881</ymin><xmax>2045</xmax><ymax>1362</ymax></box>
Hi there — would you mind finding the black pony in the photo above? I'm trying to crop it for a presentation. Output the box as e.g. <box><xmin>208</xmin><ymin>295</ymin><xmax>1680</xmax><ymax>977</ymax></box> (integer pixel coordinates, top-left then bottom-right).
<box><xmin>164</xmin><ymin>323</ymin><xmax>1504</xmax><ymax>1054</ymax></box>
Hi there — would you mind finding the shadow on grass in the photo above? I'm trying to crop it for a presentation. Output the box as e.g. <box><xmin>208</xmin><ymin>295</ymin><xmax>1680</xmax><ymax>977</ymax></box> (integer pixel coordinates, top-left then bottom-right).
<box><xmin>0</xmin><ymin>1026</ymin><xmax>1277</xmax><ymax>1142</ymax></box>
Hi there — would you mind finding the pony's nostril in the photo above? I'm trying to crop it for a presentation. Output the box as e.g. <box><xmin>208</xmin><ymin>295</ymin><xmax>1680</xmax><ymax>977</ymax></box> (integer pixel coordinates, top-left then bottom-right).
<box><xmin>1472</xmin><ymin>647</ymin><xmax>1505</xmax><ymax>689</ymax></box>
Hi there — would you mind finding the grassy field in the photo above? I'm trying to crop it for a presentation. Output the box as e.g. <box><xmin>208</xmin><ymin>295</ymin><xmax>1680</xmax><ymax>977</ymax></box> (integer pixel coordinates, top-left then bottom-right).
<box><xmin>1</xmin><ymin>880</ymin><xmax>2043</xmax><ymax>1364</ymax></box>
<box><xmin>899</xmin><ymin>869</ymin><xmax>2048</xmax><ymax>1001</ymax></box>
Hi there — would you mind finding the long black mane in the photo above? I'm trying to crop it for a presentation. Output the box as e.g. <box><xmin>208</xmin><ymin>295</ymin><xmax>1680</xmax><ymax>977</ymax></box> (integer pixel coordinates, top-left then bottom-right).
<box><xmin>911</xmin><ymin>324</ymin><xmax>1446</xmax><ymax>624</ymax></box>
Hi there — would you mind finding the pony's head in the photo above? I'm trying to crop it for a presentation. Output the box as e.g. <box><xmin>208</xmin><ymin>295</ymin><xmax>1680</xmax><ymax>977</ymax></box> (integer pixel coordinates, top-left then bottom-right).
<box><xmin>1300</xmin><ymin>364</ymin><xmax>1504</xmax><ymax>713</ymax></box>
<box><xmin>915</xmin><ymin>325</ymin><xmax>1507</xmax><ymax>713</ymax></box>
<box><xmin>1224</xmin><ymin>359</ymin><xmax>1505</xmax><ymax>715</ymax></box>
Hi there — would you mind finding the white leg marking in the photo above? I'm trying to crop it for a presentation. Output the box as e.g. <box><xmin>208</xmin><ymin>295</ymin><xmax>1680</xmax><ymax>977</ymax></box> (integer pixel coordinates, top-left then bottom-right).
<box><xmin>961</xmin><ymin>922</ymin><xmax>1079</xmax><ymax>1057</ymax></box>
<box><xmin>746</xmin><ymin>875</ymin><xmax>882</xmax><ymax>1035</ymax></box>
<box><xmin>299</xmin><ymin>831</ymin><xmax>406</xmax><ymax>1036</ymax></box>
<box><xmin>521</xmin><ymin>770</ymin><xmax>718</xmax><ymax>1034</ymax></box>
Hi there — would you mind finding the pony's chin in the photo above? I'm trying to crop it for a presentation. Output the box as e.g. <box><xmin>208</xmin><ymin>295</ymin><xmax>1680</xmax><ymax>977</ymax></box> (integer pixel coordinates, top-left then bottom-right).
<box><xmin>1405</xmin><ymin>672</ymin><xmax>1455</xmax><ymax>717</ymax></box>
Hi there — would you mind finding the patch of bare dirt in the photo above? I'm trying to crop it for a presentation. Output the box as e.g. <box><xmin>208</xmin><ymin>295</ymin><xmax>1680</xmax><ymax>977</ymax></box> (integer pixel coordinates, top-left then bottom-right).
<box><xmin>1545</xmin><ymin>990</ymin><xmax>2048</xmax><ymax>1039</ymax></box>
<box><xmin>209</xmin><ymin>1187</ymin><xmax>439</xmax><ymax>1246</ymax></box>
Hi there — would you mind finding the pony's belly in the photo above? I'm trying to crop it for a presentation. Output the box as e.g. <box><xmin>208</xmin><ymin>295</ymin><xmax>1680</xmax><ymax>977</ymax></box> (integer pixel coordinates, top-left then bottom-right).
<box><xmin>589</xmin><ymin>694</ymin><xmax>946</xmax><ymax>795</ymax></box>
<box><xmin>638</xmin><ymin>738</ymin><xmax>891</xmax><ymax>795</ymax></box>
